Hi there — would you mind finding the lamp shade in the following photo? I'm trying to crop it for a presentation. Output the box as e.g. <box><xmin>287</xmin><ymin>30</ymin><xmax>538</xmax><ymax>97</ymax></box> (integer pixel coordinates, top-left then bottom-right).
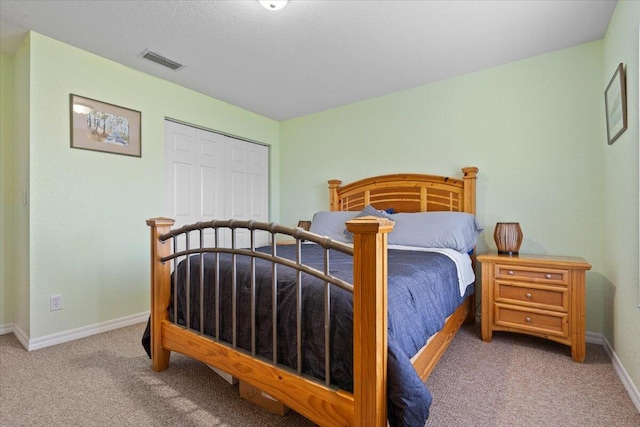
<box><xmin>494</xmin><ymin>222</ymin><xmax>523</xmax><ymax>255</ymax></box>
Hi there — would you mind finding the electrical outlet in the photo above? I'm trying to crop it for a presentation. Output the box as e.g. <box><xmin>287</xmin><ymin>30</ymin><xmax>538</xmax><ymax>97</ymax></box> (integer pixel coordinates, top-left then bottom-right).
<box><xmin>50</xmin><ymin>295</ymin><xmax>62</xmax><ymax>311</ymax></box>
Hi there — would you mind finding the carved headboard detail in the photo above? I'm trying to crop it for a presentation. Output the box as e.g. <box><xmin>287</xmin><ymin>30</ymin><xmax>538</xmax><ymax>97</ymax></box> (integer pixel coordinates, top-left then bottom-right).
<box><xmin>328</xmin><ymin>167</ymin><xmax>478</xmax><ymax>215</ymax></box>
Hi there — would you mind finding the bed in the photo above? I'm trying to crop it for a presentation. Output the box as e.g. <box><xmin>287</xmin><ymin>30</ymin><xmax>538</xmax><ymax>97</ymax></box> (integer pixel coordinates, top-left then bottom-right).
<box><xmin>144</xmin><ymin>166</ymin><xmax>479</xmax><ymax>427</ymax></box>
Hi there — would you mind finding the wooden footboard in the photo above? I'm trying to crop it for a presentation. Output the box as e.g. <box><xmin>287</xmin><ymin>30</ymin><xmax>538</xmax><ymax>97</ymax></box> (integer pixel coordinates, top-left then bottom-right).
<box><xmin>161</xmin><ymin>320</ymin><xmax>355</xmax><ymax>425</ymax></box>
<box><xmin>147</xmin><ymin>216</ymin><xmax>394</xmax><ymax>427</ymax></box>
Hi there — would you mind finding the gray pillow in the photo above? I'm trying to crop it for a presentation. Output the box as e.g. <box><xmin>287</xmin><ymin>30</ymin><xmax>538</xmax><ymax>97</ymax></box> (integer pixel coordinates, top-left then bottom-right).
<box><xmin>387</xmin><ymin>212</ymin><xmax>482</xmax><ymax>253</ymax></box>
<box><xmin>309</xmin><ymin>211</ymin><xmax>358</xmax><ymax>243</ymax></box>
<box><xmin>343</xmin><ymin>205</ymin><xmax>394</xmax><ymax>241</ymax></box>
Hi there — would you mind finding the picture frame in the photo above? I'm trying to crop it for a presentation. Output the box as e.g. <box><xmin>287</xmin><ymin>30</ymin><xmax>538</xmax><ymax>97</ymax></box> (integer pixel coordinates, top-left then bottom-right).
<box><xmin>70</xmin><ymin>94</ymin><xmax>141</xmax><ymax>157</ymax></box>
<box><xmin>604</xmin><ymin>63</ymin><xmax>627</xmax><ymax>145</ymax></box>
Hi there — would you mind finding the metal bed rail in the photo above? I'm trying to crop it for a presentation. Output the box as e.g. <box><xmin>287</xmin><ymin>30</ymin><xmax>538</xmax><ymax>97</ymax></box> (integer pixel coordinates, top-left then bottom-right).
<box><xmin>159</xmin><ymin>220</ymin><xmax>353</xmax><ymax>387</ymax></box>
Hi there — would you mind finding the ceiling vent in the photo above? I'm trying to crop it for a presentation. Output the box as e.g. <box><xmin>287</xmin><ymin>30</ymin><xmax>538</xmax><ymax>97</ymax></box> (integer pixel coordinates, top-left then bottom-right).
<box><xmin>139</xmin><ymin>49</ymin><xmax>184</xmax><ymax>71</ymax></box>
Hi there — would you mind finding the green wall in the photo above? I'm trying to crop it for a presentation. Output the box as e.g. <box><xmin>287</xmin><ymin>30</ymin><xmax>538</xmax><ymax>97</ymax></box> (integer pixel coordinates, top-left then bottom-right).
<box><xmin>21</xmin><ymin>32</ymin><xmax>279</xmax><ymax>339</ymax></box>
<box><xmin>12</xmin><ymin>36</ymin><xmax>31</xmax><ymax>337</ymax></box>
<box><xmin>602</xmin><ymin>0</ymin><xmax>640</xmax><ymax>397</ymax></box>
<box><xmin>0</xmin><ymin>53</ymin><xmax>15</xmax><ymax>330</ymax></box>
<box><xmin>281</xmin><ymin>40</ymin><xmax>606</xmax><ymax>333</ymax></box>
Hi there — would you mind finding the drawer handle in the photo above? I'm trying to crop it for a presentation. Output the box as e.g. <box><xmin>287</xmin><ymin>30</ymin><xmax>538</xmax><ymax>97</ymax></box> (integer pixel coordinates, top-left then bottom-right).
<box><xmin>525</xmin><ymin>317</ymin><xmax>532</xmax><ymax>323</ymax></box>
<box><xmin>526</xmin><ymin>292</ymin><xmax>532</xmax><ymax>299</ymax></box>
<box><xmin>545</xmin><ymin>274</ymin><xmax>552</xmax><ymax>279</ymax></box>
<box><xmin>508</xmin><ymin>270</ymin><xmax>514</xmax><ymax>275</ymax></box>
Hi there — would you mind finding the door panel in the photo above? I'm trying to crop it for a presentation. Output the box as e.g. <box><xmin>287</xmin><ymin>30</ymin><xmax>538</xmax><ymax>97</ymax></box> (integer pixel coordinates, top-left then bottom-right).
<box><xmin>174</xmin><ymin>163</ymin><xmax>192</xmax><ymax>217</ymax></box>
<box><xmin>248</xmin><ymin>144</ymin><xmax>269</xmax><ymax>246</ymax></box>
<box><xmin>197</xmin><ymin>130</ymin><xmax>225</xmax><ymax>221</ymax></box>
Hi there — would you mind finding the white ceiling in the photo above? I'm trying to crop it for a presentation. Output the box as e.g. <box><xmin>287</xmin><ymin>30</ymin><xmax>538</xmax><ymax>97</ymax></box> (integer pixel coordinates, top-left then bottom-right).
<box><xmin>0</xmin><ymin>0</ymin><xmax>616</xmax><ymax>121</ymax></box>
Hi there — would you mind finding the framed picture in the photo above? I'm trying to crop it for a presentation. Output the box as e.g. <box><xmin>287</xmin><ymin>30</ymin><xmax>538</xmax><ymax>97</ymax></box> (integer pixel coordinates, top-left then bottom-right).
<box><xmin>604</xmin><ymin>63</ymin><xmax>627</xmax><ymax>145</ymax></box>
<box><xmin>70</xmin><ymin>94</ymin><xmax>141</xmax><ymax>157</ymax></box>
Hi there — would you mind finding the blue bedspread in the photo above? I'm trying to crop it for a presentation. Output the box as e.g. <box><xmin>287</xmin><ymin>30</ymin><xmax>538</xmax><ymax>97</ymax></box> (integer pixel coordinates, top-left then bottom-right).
<box><xmin>143</xmin><ymin>244</ymin><xmax>472</xmax><ymax>426</ymax></box>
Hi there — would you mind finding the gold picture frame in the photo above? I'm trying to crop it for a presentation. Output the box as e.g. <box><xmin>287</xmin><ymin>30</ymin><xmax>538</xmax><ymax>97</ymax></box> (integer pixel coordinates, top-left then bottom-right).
<box><xmin>70</xmin><ymin>94</ymin><xmax>141</xmax><ymax>157</ymax></box>
<box><xmin>604</xmin><ymin>63</ymin><xmax>627</xmax><ymax>145</ymax></box>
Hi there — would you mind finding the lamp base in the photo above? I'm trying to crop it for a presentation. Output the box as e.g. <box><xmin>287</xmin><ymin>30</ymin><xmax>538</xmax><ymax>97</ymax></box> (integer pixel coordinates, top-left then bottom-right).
<box><xmin>494</xmin><ymin>222</ymin><xmax>523</xmax><ymax>255</ymax></box>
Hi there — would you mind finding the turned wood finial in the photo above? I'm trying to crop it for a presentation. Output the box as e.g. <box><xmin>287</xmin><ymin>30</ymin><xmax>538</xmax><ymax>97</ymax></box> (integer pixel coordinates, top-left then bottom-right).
<box><xmin>462</xmin><ymin>166</ymin><xmax>478</xmax><ymax>179</ymax></box>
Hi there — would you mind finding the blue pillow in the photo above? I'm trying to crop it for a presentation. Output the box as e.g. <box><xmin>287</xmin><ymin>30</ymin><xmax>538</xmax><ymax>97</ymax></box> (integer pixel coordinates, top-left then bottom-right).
<box><xmin>343</xmin><ymin>205</ymin><xmax>394</xmax><ymax>241</ymax></box>
<box><xmin>309</xmin><ymin>211</ymin><xmax>358</xmax><ymax>243</ymax></box>
<box><xmin>387</xmin><ymin>212</ymin><xmax>482</xmax><ymax>253</ymax></box>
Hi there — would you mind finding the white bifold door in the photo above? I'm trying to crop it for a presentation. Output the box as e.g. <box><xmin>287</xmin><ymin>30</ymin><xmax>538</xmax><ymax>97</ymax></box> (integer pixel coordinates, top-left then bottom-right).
<box><xmin>165</xmin><ymin>120</ymin><xmax>269</xmax><ymax>248</ymax></box>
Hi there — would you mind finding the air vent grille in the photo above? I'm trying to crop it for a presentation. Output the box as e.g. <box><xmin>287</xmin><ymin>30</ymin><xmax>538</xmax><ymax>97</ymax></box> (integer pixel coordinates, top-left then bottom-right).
<box><xmin>140</xmin><ymin>49</ymin><xmax>183</xmax><ymax>71</ymax></box>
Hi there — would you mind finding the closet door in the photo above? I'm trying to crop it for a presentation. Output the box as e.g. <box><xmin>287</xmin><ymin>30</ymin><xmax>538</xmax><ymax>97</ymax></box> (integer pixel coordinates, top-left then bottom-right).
<box><xmin>226</xmin><ymin>138</ymin><xmax>249</xmax><ymax>247</ymax></box>
<box><xmin>196</xmin><ymin>129</ymin><xmax>227</xmax><ymax>246</ymax></box>
<box><xmin>247</xmin><ymin>142</ymin><xmax>269</xmax><ymax>247</ymax></box>
<box><xmin>165</xmin><ymin>120</ymin><xmax>197</xmax><ymax>228</ymax></box>
<box><xmin>165</xmin><ymin>120</ymin><xmax>268</xmax><ymax>248</ymax></box>
<box><xmin>223</xmin><ymin>139</ymin><xmax>270</xmax><ymax>248</ymax></box>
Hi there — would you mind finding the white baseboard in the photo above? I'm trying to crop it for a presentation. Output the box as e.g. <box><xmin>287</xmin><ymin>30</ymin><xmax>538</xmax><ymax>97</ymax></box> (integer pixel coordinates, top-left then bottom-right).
<box><xmin>13</xmin><ymin>323</ymin><xmax>29</xmax><ymax>349</ymax></box>
<box><xmin>586</xmin><ymin>331</ymin><xmax>603</xmax><ymax>345</ymax></box>
<box><xmin>587</xmin><ymin>331</ymin><xmax>640</xmax><ymax>414</ymax></box>
<box><xmin>0</xmin><ymin>322</ymin><xmax>14</xmax><ymax>335</ymax></box>
<box><xmin>23</xmin><ymin>311</ymin><xmax>149</xmax><ymax>351</ymax></box>
<box><xmin>1</xmin><ymin>323</ymin><xmax>30</xmax><ymax>350</ymax></box>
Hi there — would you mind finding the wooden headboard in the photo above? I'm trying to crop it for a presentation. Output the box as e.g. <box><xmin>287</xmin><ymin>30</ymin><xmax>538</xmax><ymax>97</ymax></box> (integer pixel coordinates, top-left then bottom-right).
<box><xmin>328</xmin><ymin>167</ymin><xmax>478</xmax><ymax>215</ymax></box>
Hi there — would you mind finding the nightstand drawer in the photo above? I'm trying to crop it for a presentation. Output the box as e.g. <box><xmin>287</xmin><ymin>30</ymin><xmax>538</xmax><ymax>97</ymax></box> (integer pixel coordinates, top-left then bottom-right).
<box><xmin>495</xmin><ymin>264</ymin><xmax>568</xmax><ymax>284</ymax></box>
<box><xmin>495</xmin><ymin>281</ymin><xmax>568</xmax><ymax>312</ymax></box>
<box><xmin>495</xmin><ymin>304</ymin><xmax>568</xmax><ymax>338</ymax></box>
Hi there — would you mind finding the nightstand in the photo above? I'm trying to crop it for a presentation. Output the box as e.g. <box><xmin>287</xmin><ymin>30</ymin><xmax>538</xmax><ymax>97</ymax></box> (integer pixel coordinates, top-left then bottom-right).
<box><xmin>477</xmin><ymin>252</ymin><xmax>591</xmax><ymax>362</ymax></box>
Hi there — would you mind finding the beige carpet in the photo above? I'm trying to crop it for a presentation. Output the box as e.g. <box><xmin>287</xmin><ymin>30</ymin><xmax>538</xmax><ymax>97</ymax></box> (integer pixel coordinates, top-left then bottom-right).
<box><xmin>1</xmin><ymin>322</ymin><xmax>638</xmax><ymax>427</ymax></box>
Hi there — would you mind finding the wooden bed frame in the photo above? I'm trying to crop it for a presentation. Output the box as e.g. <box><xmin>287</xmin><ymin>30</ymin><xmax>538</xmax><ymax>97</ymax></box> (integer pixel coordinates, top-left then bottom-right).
<box><xmin>146</xmin><ymin>166</ymin><xmax>478</xmax><ymax>427</ymax></box>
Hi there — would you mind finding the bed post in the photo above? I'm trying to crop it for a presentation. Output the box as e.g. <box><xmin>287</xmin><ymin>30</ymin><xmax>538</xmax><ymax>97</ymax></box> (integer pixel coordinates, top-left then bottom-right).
<box><xmin>328</xmin><ymin>180</ymin><xmax>342</xmax><ymax>211</ymax></box>
<box><xmin>146</xmin><ymin>217</ymin><xmax>175</xmax><ymax>372</ymax></box>
<box><xmin>345</xmin><ymin>216</ymin><xmax>395</xmax><ymax>427</ymax></box>
<box><xmin>462</xmin><ymin>167</ymin><xmax>478</xmax><ymax>215</ymax></box>
<box><xmin>462</xmin><ymin>167</ymin><xmax>479</xmax><ymax>325</ymax></box>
